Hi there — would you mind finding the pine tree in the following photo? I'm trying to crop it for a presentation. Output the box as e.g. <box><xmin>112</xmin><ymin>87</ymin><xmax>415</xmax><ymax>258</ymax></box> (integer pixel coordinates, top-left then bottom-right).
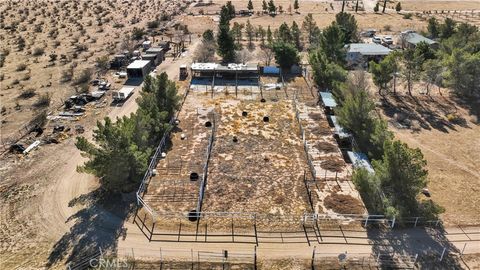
<box><xmin>268</xmin><ymin>0</ymin><xmax>276</xmax><ymax>15</ymax></box>
<box><xmin>247</xmin><ymin>0</ymin><xmax>254</xmax><ymax>11</ymax></box>
<box><xmin>267</xmin><ymin>25</ymin><xmax>273</xmax><ymax>45</ymax></box>
<box><xmin>291</xmin><ymin>21</ymin><xmax>301</xmax><ymax>50</ymax></box>
<box><xmin>293</xmin><ymin>0</ymin><xmax>299</xmax><ymax>12</ymax></box>
<box><xmin>262</xmin><ymin>0</ymin><xmax>268</xmax><ymax>13</ymax></box>
<box><xmin>395</xmin><ymin>2</ymin><xmax>402</xmax><ymax>12</ymax></box>
<box><xmin>246</xmin><ymin>19</ymin><xmax>255</xmax><ymax>48</ymax></box>
<box><xmin>217</xmin><ymin>5</ymin><xmax>236</xmax><ymax>62</ymax></box>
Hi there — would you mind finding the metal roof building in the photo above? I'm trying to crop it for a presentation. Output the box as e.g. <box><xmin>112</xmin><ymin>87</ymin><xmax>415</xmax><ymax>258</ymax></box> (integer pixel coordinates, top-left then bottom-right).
<box><xmin>347</xmin><ymin>151</ymin><xmax>375</xmax><ymax>173</ymax></box>
<box><xmin>328</xmin><ymin>115</ymin><xmax>351</xmax><ymax>139</ymax></box>
<box><xmin>319</xmin><ymin>91</ymin><xmax>338</xmax><ymax>108</ymax></box>
<box><xmin>403</xmin><ymin>33</ymin><xmax>437</xmax><ymax>47</ymax></box>
<box><xmin>346</xmin><ymin>43</ymin><xmax>392</xmax><ymax>56</ymax></box>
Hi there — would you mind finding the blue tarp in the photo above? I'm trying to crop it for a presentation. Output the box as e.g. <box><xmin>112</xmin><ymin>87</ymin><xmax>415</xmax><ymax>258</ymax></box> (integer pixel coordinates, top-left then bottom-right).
<box><xmin>320</xmin><ymin>91</ymin><xmax>337</xmax><ymax>108</ymax></box>
<box><xmin>347</xmin><ymin>151</ymin><xmax>375</xmax><ymax>173</ymax></box>
<box><xmin>263</xmin><ymin>66</ymin><xmax>280</xmax><ymax>75</ymax></box>
<box><xmin>329</xmin><ymin>115</ymin><xmax>351</xmax><ymax>139</ymax></box>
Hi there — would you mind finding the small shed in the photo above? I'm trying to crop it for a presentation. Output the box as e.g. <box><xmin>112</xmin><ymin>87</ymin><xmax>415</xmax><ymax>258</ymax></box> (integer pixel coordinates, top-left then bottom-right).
<box><xmin>328</xmin><ymin>115</ymin><xmax>351</xmax><ymax>139</ymax></box>
<box><xmin>142</xmin><ymin>40</ymin><xmax>152</xmax><ymax>50</ymax></box>
<box><xmin>127</xmin><ymin>60</ymin><xmax>152</xmax><ymax>78</ymax></box>
<box><xmin>402</xmin><ymin>33</ymin><xmax>438</xmax><ymax>49</ymax></box>
<box><xmin>347</xmin><ymin>151</ymin><xmax>375</xmax><ymax>173</ymax></box>
<box><xmin>146</xmin><ymin>47</ymin><xmax>165</xmax><ymax>63</ymax></box>
<box><xmin>262</xmin><ymin>66</ymin><xmax>280</xmax><ymax>75</ymax></box>
<box><xmin>141</xmin><ymin>53</ymin><xmax>161</xmax><ymax>66</ymax></box>
<box><xmin>319</xmin><ymin>91</ymin><xmax>337</xmax><ymax>108</ymax></box>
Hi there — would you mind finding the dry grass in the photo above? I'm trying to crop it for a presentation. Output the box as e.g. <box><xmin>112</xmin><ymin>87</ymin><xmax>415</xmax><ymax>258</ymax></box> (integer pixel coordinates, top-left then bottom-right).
<box><xmin>314</xmin><ymin>141</ymin><xmax>337</xmax><ymax>154</ymax></box>
<box><xmin>320</xmin><ymin>157</ymin><xmax>346</xmax><ymax>173</ymax></box>
<box><xmin>324</xmin><ymin>193</ymin><xmax>364</xmax><ymax>215</ymax></box>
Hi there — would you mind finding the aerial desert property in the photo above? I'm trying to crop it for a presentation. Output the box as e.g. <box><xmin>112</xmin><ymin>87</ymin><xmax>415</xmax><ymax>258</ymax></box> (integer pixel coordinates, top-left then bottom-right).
<box><xmin>0</xmin><ymin>0</ymin><xmax>479</xmax><ymax>269</ymax></box>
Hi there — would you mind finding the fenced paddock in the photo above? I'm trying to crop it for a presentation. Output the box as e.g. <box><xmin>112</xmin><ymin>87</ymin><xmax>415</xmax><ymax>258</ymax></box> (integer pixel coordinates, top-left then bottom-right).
<box><xmin>134</xmin><ymin>78</ymin><xmax>446</xmax><ymax>253</ymax></box>
<box><xmin>311</xmin><ymin>249</ymin><xmax>418</xmax><ymax>270</ymax></box>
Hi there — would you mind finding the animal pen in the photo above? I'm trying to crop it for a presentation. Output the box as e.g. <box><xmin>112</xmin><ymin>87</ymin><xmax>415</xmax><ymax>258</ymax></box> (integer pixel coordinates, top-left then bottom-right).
<box><xmin>134</xmin><ymin>76</ymin><xmax>441</xmax><ymax>248</ymax></box>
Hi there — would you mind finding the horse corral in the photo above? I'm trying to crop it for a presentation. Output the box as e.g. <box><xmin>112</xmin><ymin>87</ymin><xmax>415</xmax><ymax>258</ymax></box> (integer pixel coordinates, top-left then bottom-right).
<box><xmin>137</xmin><ymin>76</ymin><xmax>368</xmax><ymax>240</ymax></box>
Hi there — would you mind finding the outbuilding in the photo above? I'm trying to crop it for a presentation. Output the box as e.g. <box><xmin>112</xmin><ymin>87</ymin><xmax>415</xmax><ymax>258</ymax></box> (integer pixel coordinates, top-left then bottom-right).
<box><xmin>401</xmin><ymin>32</ymin><xmax>438</xmax><ymax>49</ymax></box>
<box><xmin>126</xmin><ymin>60</ymin><xmax>152</xmax><ymax>78</ymax></box>
<box><xmin>345</xmin><ymin>43</ymin><xmax>392</xmax><ymax>67</ymax></box>
<box><xmin>145</xmin><ymin>47</ymin><xmax>165</xmax><ymax>64</ymax></box>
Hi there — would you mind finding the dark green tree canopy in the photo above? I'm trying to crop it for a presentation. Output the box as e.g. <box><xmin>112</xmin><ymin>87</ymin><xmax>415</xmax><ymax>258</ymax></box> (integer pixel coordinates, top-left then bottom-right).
<box><xmin>272</xmin><ymin>41</ymin><xmax>300</xmax><ymax>69</ymax></box>
<box><xmin>335</xmin><ymin>12</ymin><xmax>359</xmax><ymax>44</ymax></box>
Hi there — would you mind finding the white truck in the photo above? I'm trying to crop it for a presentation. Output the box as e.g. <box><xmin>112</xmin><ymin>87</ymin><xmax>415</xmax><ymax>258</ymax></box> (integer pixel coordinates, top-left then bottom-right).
<box><xmin>112</xmin><ymin>86</ymin><xmax>135</xmax><ymax>101</ymax></box>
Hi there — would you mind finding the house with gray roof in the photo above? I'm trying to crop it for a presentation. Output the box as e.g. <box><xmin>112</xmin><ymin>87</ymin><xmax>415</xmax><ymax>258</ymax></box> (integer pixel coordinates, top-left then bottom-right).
<box><xmin>345</xmin><ymin>43</ymin><xmax>392</xmax><ymax>67</ymax></box>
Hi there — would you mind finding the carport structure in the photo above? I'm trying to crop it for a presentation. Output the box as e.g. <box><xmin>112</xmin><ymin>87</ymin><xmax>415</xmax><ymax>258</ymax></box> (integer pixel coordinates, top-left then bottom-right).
<box><xmin>190</xmin><ymin>63</ymin><xmax>259</xmax><ymax>93</ymax></box>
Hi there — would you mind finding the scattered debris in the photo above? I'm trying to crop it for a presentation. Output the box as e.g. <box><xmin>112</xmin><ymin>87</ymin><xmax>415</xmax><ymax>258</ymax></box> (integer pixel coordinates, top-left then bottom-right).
<box><xmin>23</xmin><ymin>140</ymin><xmax>40</xmax><ymax>155</ymax></box>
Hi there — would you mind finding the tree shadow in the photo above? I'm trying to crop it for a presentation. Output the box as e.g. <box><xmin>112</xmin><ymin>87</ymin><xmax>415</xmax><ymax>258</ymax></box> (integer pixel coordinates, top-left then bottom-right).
<box><xmin>45</xmin><ymin>189</ymin><xmax>135</xmax><ymax>268</ymax></box>
<box><xmin>450</xmin><ymin>94</ymin><xmax>480</xmax><ymax>124</ymax></box>
<box><xmin>379</xmin><ymin>94</ymin><xmax>471</xmax><ymax>133</ymax></box>
<box><xmin>367</xmin><ymin>225</ymin><xmax>464</xmax><ymax>269</ymax></box>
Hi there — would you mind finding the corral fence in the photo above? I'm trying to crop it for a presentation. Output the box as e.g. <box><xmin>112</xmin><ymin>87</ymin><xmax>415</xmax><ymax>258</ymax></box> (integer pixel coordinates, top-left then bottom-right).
<box><xmin>196</xmin><ymin>113</ymin><xmax>216</xmax><ymax>214</ymax></box>
<box><xmin>66</xmin><ymin>247</ymin><xmax>256</xmax><ymax>270</ymax></box>
<box><xmin>135</xmin><ymin>87</ymin><xmax>190</xmax><ymax>218</ymax></box>
<box><xmin>311</xmin><ymin>249</ymin><xmax>418</xmax><ymax>270</ymax></box>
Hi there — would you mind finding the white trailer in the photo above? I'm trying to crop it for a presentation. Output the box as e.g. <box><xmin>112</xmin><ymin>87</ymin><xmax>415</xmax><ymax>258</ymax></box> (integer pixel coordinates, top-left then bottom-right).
<box><xmin>112</xmin><ymin>86</ymin><xmax>135</xmax><ymax>101</ymax></box>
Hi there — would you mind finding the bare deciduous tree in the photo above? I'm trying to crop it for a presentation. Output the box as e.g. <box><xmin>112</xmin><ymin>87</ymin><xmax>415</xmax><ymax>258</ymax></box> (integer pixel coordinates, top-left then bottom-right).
<box><xmin>259</xmin><ymin>46</ymin><xmax>274</xmax><ymax>66</ymax></box>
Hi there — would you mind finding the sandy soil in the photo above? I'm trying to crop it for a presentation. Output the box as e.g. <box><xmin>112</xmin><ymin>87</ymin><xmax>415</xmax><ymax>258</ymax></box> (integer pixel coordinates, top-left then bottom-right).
<box><xmin>374</xmin><ymin>83</ymin><xmax>480</xmax><ymax>226</ymax></box>
<box><xmin>1</xmin><ymin>0</ymin><xmax>480</xmax><ymax>268</ymax></box>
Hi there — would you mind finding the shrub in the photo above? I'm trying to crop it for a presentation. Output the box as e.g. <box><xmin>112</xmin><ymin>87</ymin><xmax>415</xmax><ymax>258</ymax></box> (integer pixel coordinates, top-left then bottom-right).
<box><xmin>19</xmin><ymin>88</ymin><xmax>36</xmax><ymax>99</ymax></box>
<box><xmin>147</xmin><ymin>20</ymin><xmax>159</xmax><ymax>29</ymax></box>
<box><xmin>403</xmin><ymin>13</ymin><xmax>412</xmax><ymax>19</ymax></box>
<box><xmin>383</xmin><ymin>25</ymin><xmax>392</xmax><ymax>31</ymax></box>
<box><xmin>34</xmin><ymin>93</ymin><xmax>51</xmax><ymax>108</ymax></box>
<box><xmin>16</xmin><ymin>63</ymin><xmax>27</xmax><ymax>71</ymax></box>
<box><xmin>32</xmin><ymin>47</ymin><xmax>45</xmax><ymax>56</ymax></box>
<box><xmin>73</xmin><ymin>68</ymin><xmax>92</xmax><ymax>85</ymax></box>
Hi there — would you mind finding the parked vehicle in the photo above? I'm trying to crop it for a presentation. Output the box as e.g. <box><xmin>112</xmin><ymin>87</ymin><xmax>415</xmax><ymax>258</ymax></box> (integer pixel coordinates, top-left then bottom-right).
<box><xmin>112</xmin><ymin>86</ymin><xmax>135</xmax><ymax>101</ymax></box>
<box><xmin>98</xmin><ymin>81</ymin><xmax>111</xmax><ymax>90</ymax></box>
<box><xmin>382</xmin><ymin>36</ymin><xmax>393</xmax><ymax>45</ymax></box>
<box><xmin>361</xmin><ymin>29</ymin><xmax>377</xmax><ymax>37</ymax></box>
<box><xmin>372</xmin><ymin>36</ymin><xmax>381</xmax><ymax>44</ymax></box>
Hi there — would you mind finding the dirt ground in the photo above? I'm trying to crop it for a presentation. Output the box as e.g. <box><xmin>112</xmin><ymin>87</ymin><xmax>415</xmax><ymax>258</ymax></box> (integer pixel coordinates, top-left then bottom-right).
<box><xmin>1</xmin><ymin>0</ymin><xmax>480</xmax><ymax>268</ymax></box>
<box><xmin>374</xmin><ymin>83</ymin><xmax>480</xmax><ymax>226</ymax></box>
<box><xmin>0</xmin><ymin>0</ymin><xmax>191</xmax><ymax>143</ymax></box>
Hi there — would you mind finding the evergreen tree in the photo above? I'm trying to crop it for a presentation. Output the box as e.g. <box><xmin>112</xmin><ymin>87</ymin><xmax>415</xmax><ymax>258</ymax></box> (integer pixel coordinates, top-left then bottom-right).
<box><xmin>440</xmin><ymin>18</ymin><xmax>456</xmax><ymax>39</ymax></box>
<box><xmin>262</xmin><ymin>0</ymin><xmax>268</xmax><ymax>13</ymax></box>
<box><xmin>302</xmin><ymin>13</ymin><xmax>318</xmax><ymax>45</ymax></box>
<box><xmin>373</xmin><ymin>3</ymin><xmax>379</xmax><ymax>13</ymax></box>
<box><xmin>202</xmin><ymin>29</ymin><xmax>214</xmax><ymax>42</ymax></box>
<box><xmin>272</xmin><ymin>41</ymin><xmax>300</xmax><ymax>69</ymax></box>
<box><xmin>319</xmin><ymin>23</ymin><xmax>346</xmax><ymax>64</ymax></box>
<box><xmin>335</xmin><ymin>12</ymin><xmax>359</xmax><ymax>43</ymax></box>
<box><xmin>246</xmin><ymin>19</ymin><xmax>255</xmax><ymax>48</ymax></box>
<box><xmin>226</xmin><ymin>1</ymin><xmax>236</xmax><ymax>19</ymax></box>
<box><xmin>247</xmin><ymin>0</ymin><xmax>254</xmax><ymax>11</ymax></box>
<box><xmin>217</xmin><ymin>5</ymin><xmax>236</xmax><ymax>62</ymax></box>
<box><xmin>293</xmin><ymin>0</ymin><xmax>299</xmax><ymax>12</ymax></box>
<box><xmin>369</xmin><ymin>53</ymin><xmax>398</xmax><ymax>94</ymax></box>
<box><xmin>268</xmin><ymin>0</ymin><xmax>276</xmax><ymax>15</ymax></box>
<box><xmin>373</xmin><ymin>140</ymin><xmax>429</xmax><ymax>218</ymax></box>
<box><xmin>277</xmin><ymin>22</ymin><xmax>292</xmax><ymax>43</ymax></box>
<box><xmin>395</xmin><ymin>2</ymin><xmax>402</xmax><ymax>12</ymax></box>
<box><xmin>267</xmin><ymin>25</ymin><xmax>273</xmax><ymax>45</ymax></box>
<box><xmin>257</xmin><ymin>25</ymin><xmax>266</xmax><ymax>45</ymax></box>
<box><xmin>308</xmin><ymin>49</ymin><xmax>347</xmax><ymax>90</ymax></box>
<box><xmin>291</xmin><ymin>21</ymin><xmax>301</xmax><ymax>50</ymax></box>
<box><xmin>427</xmin><ymin>17</ymin><xmax>439</xmax><ymax>39</ymax></box>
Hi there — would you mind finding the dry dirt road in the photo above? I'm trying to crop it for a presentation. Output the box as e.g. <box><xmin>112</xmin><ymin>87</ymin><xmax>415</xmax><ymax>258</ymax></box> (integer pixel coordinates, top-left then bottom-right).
<box><xmin>0</xmin><ymin>40</ymin><xmax>200</xmax><ymax>269</ymax></box>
